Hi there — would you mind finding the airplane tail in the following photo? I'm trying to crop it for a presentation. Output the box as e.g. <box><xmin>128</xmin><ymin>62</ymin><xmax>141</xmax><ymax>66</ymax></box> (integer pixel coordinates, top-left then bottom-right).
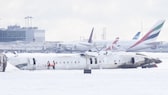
<box><xmin>78</xmin><ymin>27</ymin><xmax>94</xmax><ymax>48</ymax></box>
<box><xmin>105</xmin><ymin>37</ymin><xmax>119</xmax><ymax>51</ymax></box>
<box><xmin>132</xmin><ymin>32</ymin><xmax>141</xmax><ymax>40</ymax></box>
<box><xmin>128</xmin><ymin>20</ymin><xmax>165</xmax><ymax>49</ymax></box>
<box><xmin>88</xmin><ymin>27</ymin><xmax>94</xmax><ymax>43</ymax></box>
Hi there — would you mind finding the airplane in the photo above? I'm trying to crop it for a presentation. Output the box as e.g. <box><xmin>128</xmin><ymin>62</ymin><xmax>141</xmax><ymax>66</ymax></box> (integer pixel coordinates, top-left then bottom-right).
<box><xmin>56</xmin><ymin>27</ymin><xmax>95</xmax><ymax>53</ymax></box>
<box><xmin>92</xmin><ymin>31</ymin><xmax>139</xmax><ymax>51</ymax></box>
<box><xmin>87</xmin><ymin>20</ymin><xmax>165</xmax><ymax>53</ymax></box>
<box><xmin>56</xmin><ymin>20</ymin><xmax>161</xmax><ymax>53</ymax></box>
<box><xmin>56</xmin><ymin>29</ymin><xmax>141</xmax><ymax>53</ymax></box>
<box><xmin>6</xmin><ymin>51</ymin><xmax>162</xmax><ymax>70</ymax></box>
<box><xmin>56</xmin><ymin>20</ymin><xmax>164</xmax><ymax>53</ymax></box>
<box><xmin>109</xmin><ymin>20</ymin><xmax>165</xmax><ymax>52</ymax></box>
<box><xmin>126</xmin><ymin>20</ymin><xmax>165</xmax><ymax>52</ymax></box>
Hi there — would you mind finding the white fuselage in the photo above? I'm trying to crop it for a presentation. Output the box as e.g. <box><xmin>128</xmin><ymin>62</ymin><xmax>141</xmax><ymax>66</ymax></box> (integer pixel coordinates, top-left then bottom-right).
<box><xmin>6</xmin><ymin>51</ymin><xmax>149</xmax><ymax>70</ymax></box>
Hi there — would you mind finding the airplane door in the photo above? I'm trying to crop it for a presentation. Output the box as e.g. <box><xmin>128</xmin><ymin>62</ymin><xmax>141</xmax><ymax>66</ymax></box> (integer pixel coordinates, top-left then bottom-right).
<box><xmin>25</xmin><ymin>58</ymin><xmax>36</xmax><ymax>70</ymax></box>
<box><xmin>131</xmin><ymin>57</ymin><xmax>135</xmax><ymax>64</ymax></box>
<box><xmin>86</xmin><ymin>57</ymin><xmax>99</xmax><ymax>69</ymax></box>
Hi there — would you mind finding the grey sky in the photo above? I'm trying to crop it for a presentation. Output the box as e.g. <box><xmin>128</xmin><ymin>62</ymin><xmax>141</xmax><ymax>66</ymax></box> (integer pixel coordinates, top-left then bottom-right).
<box><xmin>0</xmin><ymin>0</ymin><xmax>168</xmax><ymax>41</ymax></box>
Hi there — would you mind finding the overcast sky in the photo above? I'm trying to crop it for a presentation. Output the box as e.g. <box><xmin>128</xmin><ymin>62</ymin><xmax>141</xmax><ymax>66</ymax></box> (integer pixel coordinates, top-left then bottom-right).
<box><xmin>0</xmin><ymin>0</ymin><xmax>168</xmax><ymax>41</ymax></box>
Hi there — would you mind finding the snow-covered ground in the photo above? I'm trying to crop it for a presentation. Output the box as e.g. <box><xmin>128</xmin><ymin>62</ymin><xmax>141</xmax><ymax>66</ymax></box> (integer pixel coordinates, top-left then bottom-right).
<box><xmin>1</xmin><ymin>52</ymin><xmax>168</xmax><ymax>95</ymax></box>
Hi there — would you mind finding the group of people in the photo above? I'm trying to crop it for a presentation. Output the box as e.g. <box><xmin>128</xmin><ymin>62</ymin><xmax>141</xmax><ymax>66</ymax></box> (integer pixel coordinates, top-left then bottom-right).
<box><xmin>47</xmin><ymin>61</ymin><xmax>56</xmax><ymax>69</ymax></box>
<box><xmin>32</xmin><ymin>58</ymin><xmax>56</xmax><ymax>70</ymax></box>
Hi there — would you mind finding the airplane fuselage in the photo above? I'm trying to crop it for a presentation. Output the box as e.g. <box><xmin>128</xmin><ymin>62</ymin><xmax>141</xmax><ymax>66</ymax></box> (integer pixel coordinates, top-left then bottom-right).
<box><xmin>6</xmin><ymin>51</ymin><xmax>160</xmax><ymax>70</ymax></box>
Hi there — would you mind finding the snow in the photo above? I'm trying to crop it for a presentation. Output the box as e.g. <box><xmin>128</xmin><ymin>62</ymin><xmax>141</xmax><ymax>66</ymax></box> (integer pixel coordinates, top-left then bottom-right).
<box><xmin>5</xmin><ymin>62</ymin><xmax>20</xmax><ymax>72</ymax></box>
<box><xmin>1</xmin><ymin>52</ymin><xmax>168</xmax><ymax>95</ymax></box>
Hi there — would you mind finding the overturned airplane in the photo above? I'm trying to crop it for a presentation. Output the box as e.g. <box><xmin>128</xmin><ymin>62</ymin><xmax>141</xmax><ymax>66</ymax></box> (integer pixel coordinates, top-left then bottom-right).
<box><xmin>6</xmin><ymin>51</ymin><xmax>162</xmax><ymax>70</ymax></box>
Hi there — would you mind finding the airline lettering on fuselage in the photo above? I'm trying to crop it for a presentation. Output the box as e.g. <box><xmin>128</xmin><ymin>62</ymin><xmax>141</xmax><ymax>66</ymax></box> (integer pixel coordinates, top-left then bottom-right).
<box><xmin>150</xmin><ymin>45</ymin><xmax>168</xmax><ymax>50</ymax></box>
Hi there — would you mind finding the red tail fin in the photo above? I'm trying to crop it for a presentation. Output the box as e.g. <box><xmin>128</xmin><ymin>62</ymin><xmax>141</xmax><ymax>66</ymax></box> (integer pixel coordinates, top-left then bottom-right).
<box><xmin>105</xmin><ymin>37</ymin><xmax>119</xmax><ymax>51</ymax></box>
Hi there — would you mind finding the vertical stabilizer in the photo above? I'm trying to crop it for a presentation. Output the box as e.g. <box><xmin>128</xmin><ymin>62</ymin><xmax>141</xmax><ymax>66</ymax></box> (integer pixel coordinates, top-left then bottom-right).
<box><xmin>128</xmin><ymin>20</ymin><xmax>165</xmax><ymax>49</ymax></box>
<box><xmin>105</xmin><ymin>37</ymin><xmax>119</xmax><ymax>51</ymax></box>
<box><xmin>88</xmin><ymin>27</ymin><xmax>94</xmax><ymax>43</ymax></box>
<box><xmin>132</xmin><ymin>32</ymin><xmax>141</xmax><ymax>40</ymax></box>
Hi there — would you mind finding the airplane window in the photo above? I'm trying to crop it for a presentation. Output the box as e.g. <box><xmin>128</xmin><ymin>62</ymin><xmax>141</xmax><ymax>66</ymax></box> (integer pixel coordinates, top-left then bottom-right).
<box><xmin>99</xmin><ymin>61</ymin><xmax>101</xmax><ymax>63</ymax></box>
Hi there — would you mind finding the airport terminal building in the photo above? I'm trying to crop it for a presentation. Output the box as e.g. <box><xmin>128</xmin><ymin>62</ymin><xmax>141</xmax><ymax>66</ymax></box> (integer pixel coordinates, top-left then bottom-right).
<box><xmin>0</xmin><ymin>25</ymin><xmax>45</xmax><ymax>42</ymax></box>
<box><xmin>0</xmin><ymin>25</ymin><xmax>61</xmax><ymax>53</ymax></box>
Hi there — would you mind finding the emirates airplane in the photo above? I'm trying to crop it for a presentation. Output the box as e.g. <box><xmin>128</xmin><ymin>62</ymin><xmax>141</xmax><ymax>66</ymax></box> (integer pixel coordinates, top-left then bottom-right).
<box><xmin>105</xmin><ymin>20</ymin><xmax>165</xmax><ymax>52</ymax></box>
<box><xmin>6</xmin><ymin>51</ymin><xmax>161</xmax><ymax>70</ymax></box>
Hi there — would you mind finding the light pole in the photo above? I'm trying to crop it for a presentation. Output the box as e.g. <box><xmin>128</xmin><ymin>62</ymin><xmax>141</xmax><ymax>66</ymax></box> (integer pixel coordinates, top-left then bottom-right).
<box><xmin>24</xmin><ymin>16</ymin><xmax>33</xmax><ymax>27</ymax></box>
